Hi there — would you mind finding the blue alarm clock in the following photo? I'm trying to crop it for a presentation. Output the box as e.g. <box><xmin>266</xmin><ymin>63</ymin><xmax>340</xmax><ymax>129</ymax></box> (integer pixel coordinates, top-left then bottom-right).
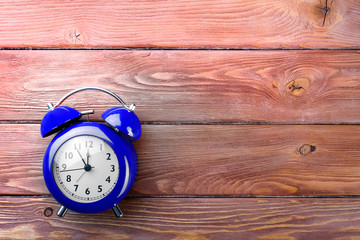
<box><xmin>41</xmin><ymin>87</ymin><xmax>141</xmax><ymax>218</ymax></box>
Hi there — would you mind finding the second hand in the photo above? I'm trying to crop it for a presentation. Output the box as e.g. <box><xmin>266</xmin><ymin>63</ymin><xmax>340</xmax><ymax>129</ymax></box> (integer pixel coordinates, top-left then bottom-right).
<box><xmin>76</xmin><ymin>171</ymin><xmax>86</xmax><ymax>182</ymax></box>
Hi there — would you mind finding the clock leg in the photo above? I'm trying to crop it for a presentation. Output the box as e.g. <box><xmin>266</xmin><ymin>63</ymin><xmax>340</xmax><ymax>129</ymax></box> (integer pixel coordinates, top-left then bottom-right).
<box><xmin>57</xmin><ymin>205</ymin><xmax>68</xmax><ymax>217</ymax></box>
<box><xmin>111</xmin><ymin>204</ymin><xmax>123</xmax><ymax>218</ymax></box>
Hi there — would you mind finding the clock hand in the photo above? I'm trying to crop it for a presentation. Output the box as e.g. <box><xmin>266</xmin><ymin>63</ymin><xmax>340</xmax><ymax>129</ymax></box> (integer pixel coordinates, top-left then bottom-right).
<box><xmin>76</xmin><ymin>171</ymin><xmax>86</xmax><ymax>183</ymax></box>
<box><xmin>75</xmin><ymin>147</ymin><xmax>87</xmax><ymax>166</ymax></box>
<box><xmin>75</xmin><ymin>167</ymin><xmax>96</xmax><ymax>182</ymax></box>
<box><xmin>60</xmin><ymin>166</ymin><xmax>95</xmax><ymax>173</ymax></box>
<box><xmin>86</xmin><ymin>149</ymin><xmax>90</xmax><ymax>165</ymax></box>
<box><xmin>60</xmin><ymin>167</ymin><xmax>84</xmax><ymax>173</ymax></box>
<box><xmin>75</xmin><ymin>147</ymin><xmax>93</xmax><ymax>174</ymax></box>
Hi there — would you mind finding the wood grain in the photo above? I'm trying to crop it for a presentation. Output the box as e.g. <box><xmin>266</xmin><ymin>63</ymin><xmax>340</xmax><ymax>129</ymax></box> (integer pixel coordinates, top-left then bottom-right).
<box><xmin>0</xmin><ymin>0</ymin><xmax>359</xmax><ymax>48</ymax></box>
<box><xmin>1</xmin><ymin>0</ymin><xmax>359</xmax><ymax>237</ymax></box>
<box><xmin>1</xmin><ymin>50</ymin><xmax>360</xmax><ymax>123</ymax></box>
<box><xmin>1</xmin><ymin>196</ymin><xmax>360</xmax><ymax>239</ymax></box>
<box><xmin>1</xmin><ymin>124</ymin><xmax>360</xmax><ymax>196</ymax></box>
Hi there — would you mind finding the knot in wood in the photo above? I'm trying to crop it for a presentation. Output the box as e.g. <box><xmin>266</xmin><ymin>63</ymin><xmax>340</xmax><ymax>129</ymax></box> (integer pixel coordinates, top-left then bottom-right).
<box><xmin>299</xmin><ymin>144</ymin><xmax>316</xmax><ymax>155</ymax></box>
<box><xmin>307</xmin><ymin>0</ymin><xmax>340</xmax><ymax>28</ymax></box>
<box><xmin>66</xmin><ymin>29</ymin><xmax>83</xmax><ymax>44</ymax></box>
<box><xmin>286</xmin><ymin>78</ymin><xmax>310</xmax><ymax>96</ymax></box>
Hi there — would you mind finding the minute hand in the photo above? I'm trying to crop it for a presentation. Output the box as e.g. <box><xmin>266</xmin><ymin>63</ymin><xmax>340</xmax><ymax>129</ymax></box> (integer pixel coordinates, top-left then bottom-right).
<box><xmin>75</xmin><ymin>148</ymin><xmax>86</xmax><ymax>166</ymax></box>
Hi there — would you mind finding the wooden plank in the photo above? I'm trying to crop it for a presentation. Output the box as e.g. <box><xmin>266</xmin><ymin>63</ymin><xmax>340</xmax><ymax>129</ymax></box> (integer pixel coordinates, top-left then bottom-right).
<box><xmin>0</xmin><ymin>0</ymin><xmax>359</xmax><ymax>48</ymax></box>
<box><xmin>1</xmin><ymin>124</ymin><xmax>360</xmax><ymax>196</ymax></box>
<box><xmin>1</xmin><ymin>50</ymin><xmax>360</xmax><ymax>123</ymax></box>
<box><xmin>1</xmin><ymin>196</ymin><xmax>360</xmax><ymax>239</ymax></box>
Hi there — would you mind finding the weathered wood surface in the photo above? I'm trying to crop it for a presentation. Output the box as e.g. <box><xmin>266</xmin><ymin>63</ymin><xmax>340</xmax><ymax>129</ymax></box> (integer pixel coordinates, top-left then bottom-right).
<box><xmin>1</xmin><ymin>196</ymin><xmax>360</xmax><ymax>239</ymax></box>
<box><xmin>0</xmin><ymin>0</ymin><xmax>359</xmax><ymax>48</ymax></box>
<box><xmin>1</xmin><ymin>0</ymin><xmax>359</xmax><ymax>237</ymax></box>
<box><xmin>1</xmin><ymin>50</ymin><xmax>360</xmax><ymax>123</ymax></box>
<box><xmin>1</xmin><ymin>124</ymin><xmax>360</xmax><ymax>196</ymax></box>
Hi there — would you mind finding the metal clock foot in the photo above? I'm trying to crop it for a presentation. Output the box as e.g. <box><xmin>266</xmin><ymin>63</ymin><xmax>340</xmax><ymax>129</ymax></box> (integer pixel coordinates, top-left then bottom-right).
<box><xmin>112</xmin><ymin>204</ymin><xmax>123</xmax><ymax>218</ymax></box>
<box><xmin>57</xmin><ymin>206</ymin><xmax>68</xmax><ymax>217</ymax></box>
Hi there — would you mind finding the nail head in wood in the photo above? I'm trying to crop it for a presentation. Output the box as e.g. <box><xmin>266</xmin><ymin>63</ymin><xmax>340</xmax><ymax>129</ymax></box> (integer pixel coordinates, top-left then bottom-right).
<box><xmin>44</xmin><ymin>207</ymin><xmax>53</xmax><ymax>217</ymax></box>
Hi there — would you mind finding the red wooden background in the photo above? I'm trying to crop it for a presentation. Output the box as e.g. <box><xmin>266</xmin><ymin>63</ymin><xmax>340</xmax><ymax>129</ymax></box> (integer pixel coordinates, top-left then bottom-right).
<box><xmin>0</xmin><ymin>0</ymin><xmax>360</xmax><ymax>239</ymax></box>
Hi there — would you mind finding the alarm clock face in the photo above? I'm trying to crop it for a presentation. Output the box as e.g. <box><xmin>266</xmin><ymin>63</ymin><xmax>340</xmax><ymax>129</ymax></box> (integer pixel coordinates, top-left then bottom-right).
<box><xmin>52</xmin><ymin>135</ymin><xmax>120</xmax><ymax>203</ymax></box>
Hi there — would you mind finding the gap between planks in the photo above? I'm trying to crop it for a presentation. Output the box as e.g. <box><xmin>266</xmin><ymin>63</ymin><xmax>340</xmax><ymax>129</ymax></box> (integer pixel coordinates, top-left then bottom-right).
<box><xmin>1</xmin><ymin>47</ymin><xmax>360</xmax><ymax>51</ymax></box>
<box><xmin>1</xmin><ymin>121</ymin><xmax>360</xmax><ymax>125</ymax></box>
<box><xmin>2</xmin><ymin>195</ymin><xmax>360</xmax><ymax>199</ymax></box>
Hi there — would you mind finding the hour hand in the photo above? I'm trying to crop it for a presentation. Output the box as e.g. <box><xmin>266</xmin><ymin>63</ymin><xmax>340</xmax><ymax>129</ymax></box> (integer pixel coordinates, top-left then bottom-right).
<box><xmin>86</xmin><ymin>149</ymin><xmax>90</xmax><ymax>165</ymax></box>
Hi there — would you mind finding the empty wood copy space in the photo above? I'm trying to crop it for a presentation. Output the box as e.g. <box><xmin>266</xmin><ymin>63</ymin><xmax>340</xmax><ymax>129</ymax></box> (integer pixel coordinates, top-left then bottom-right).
<box><xmin>0</xmin><ymin>0</ymin><xmax>360</xmax><ymax>239</ymax></box>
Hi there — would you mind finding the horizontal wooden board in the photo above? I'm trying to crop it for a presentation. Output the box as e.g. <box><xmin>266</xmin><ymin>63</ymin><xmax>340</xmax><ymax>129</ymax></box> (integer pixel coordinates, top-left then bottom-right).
<box><xmin>1</xmin><ymin>124</ymin><xmax>360</xmax><ymax>196</ymax></box>
<box><xmin>1</xmin><ymin>197</ymin><xmax>360</xmax><ymax>239</ymax></box>
<box><xmin>0</xmin><ymin>0</ymin><xmax>359</xmax><ymax>48</ymax></box>
<box><xmin>1</xmin><ymin>50</ymin><xmax>360</xmax><ymax>123</ymax></box>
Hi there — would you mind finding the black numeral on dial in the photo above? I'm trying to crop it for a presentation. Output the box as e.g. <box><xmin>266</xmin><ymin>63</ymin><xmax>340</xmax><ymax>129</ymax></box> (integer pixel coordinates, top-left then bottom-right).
<box><xmin>66</xmin><ymin>175</ymin><xmax>71</xmax><ymax>182</ymax></box>
<box><xmin>74</xmin><ymin>184</ymin><xmax>78</xmax><ymax>191</ymax></box>
<box><xmin>106</xmin><ymin>176</ymin><xmax>111</xmax><ymax>183</ymax></box>
<box><xmin>85</xmin><ymin>188</ymin><xmax>90</xmax><ymax>195</ymax></box>
<box><xmin>111</xmin><ymin>165</ymin><xmax>115</xmax><ymax>172</ymax></box>
<box><xmin>98</xmin><ymin>185</ymin><xmax>102</xmax><ymax>192</ymax></box>
<box><xmin>106</xmin><ymin>153</ymin><xmax>111</xmax><ymax>160</ymax></box>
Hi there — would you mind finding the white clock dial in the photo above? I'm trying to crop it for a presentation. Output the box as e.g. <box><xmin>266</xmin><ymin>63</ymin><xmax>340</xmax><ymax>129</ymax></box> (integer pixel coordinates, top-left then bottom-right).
<box><xmin>52</xmin><ymin>135</ymin><xmax>120</xmax><ymax>203</ymax></box>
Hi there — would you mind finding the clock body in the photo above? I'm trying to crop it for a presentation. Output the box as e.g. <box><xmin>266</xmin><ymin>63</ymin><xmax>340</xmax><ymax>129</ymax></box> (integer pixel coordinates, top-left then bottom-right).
<box><xmin>43</xmin><ymin>122</ymin><xmax>137</xmax><ymax>214</ymax></box>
